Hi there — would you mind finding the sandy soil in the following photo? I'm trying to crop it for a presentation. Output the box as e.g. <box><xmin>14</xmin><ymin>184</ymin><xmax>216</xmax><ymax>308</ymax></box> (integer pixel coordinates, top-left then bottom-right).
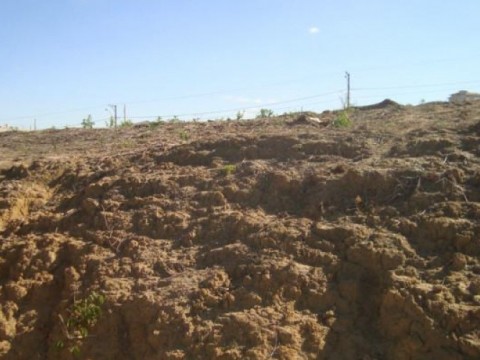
<box><xmin>1</xmin><ymin>100</ymin><xmax>480</xmax><ymax>359</ymax></box>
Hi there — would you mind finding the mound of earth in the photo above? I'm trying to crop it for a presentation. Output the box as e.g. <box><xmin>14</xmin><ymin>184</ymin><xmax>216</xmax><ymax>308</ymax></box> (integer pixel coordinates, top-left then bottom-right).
<box><xmin>354</xmin><ymin>99</ymin><xmax>402</xmax><ymax>111</ymax></box>
<box><xmin>1</xmin><ymin>101</ymin><xmax>480</xmax><ymax>359</ymax></box>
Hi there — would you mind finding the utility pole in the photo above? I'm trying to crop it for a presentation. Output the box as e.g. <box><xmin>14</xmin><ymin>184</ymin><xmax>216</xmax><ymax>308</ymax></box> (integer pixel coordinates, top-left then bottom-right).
<box><xmin>345</xmin><ymin>71</ymin><xmax>351</xmax><ymax>108</ymax></box>
<box><xmin>108</xmin><ymin>104</ymin><xmax>118</xmax><ymax>129</ymax></box>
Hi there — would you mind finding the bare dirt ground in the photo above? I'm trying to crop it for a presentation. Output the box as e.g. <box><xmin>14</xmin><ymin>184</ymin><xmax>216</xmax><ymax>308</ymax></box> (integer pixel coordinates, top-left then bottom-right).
<box><xmin>1</xmin><ymin>100</ymin><xmax>480</xmax><ymax>359</ymax></box>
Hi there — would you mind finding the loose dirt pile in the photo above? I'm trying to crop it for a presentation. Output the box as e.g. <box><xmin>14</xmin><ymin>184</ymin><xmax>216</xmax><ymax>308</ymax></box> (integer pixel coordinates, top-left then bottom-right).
<box><xmin>1</xmin><ymin>101</ymin><xmax>480</xmax><ymax>359</ymax></box>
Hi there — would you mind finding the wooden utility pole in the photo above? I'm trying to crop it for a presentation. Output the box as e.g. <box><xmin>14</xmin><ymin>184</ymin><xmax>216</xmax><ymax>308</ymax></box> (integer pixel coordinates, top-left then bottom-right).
<box><xmin>108</xmin><ymin>104</ymin><xmax>118</xmax><ymax>128</ymax></box>
<box><xmin>345</xmin><ymin>71</ymin><xmax>351</xmax><ymax>108</ymax></box>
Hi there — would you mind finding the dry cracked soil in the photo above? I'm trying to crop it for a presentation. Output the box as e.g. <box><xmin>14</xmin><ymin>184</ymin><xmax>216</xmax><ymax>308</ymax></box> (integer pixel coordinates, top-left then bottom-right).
<box><xmin>1</xmin><ymin>100</ymin><xmax>480</xmax><ymax>359</ymax></box>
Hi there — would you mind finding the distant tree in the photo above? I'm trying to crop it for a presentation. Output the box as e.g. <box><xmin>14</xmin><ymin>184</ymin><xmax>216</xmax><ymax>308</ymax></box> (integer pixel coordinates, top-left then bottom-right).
<box><xmin>81</xmin><ymin>115</ymin><xmax>94</xmax><ymax>129</ymax></box>
<box><xmin>236</xmin><ymin>110</ymin><xmax>245</xmax><ymax>120</ymax></box>
<box><xmin>256</xmin><ymin>108</ymin><xmax>274</xmax><ymax>119</ymax></box>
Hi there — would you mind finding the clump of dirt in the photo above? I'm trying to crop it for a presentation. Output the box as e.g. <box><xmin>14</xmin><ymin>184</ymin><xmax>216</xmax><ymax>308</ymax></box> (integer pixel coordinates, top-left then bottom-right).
<box><xmin>1</xmin><ymin>101</ymin><xmax>480</xmax><ymax>359</ymax></box>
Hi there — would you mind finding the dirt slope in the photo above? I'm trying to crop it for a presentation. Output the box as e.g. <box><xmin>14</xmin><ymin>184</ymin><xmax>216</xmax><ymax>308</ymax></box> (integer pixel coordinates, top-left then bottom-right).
<box><xmin>1</xmin><ymin>101</ymin><xmax>480</xmax><ymax>359</ymax></box>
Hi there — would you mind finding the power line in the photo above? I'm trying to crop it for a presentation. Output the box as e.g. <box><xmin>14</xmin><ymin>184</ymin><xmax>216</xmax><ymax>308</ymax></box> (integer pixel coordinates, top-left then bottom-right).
<box><xmin>3</xmin><ymin>72</ymin><xmax>479</xmax><ymax>123</ymax></box>
<box><xmin>4</xmin><ymin>54</ymin><xmax>479</xmax><ymax>123</ymax></box>
<box><xmin>0</xmin><ymin>74</ymin><xmax>327</xmax><ymax>122</ymax></box>
<box><xmin>353</xmin><ymin>80</ymin><xmax>480</xmax><ymax>92</ymax></box>
<box><xmin>127</xmin><ymin>90</ymin><xmax>344</xmax><ymax>119</ymax></box>
<box><xmin>5</xmin><ymin>75</ymin><xmax>480</xmax><ymax>128</ymax></box>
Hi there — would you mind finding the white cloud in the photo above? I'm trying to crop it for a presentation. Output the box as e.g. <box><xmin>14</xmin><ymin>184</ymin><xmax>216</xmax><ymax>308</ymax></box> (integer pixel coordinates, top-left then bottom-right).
<box><xmin>309</xmin><ymin>27</ymin><xmax>320</xmax><ymax>34</ymax></box>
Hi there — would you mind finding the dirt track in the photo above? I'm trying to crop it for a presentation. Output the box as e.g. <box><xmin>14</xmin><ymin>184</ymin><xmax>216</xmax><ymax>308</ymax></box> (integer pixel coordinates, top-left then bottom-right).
<box><xmin>1</xmin><ymin>101</ymin><xmax>480</xmax><ymax>359</ymax></box>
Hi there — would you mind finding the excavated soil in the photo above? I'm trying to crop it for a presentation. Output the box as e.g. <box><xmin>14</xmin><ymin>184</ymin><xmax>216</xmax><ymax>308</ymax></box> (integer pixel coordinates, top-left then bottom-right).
<box><xmin>1</xmin><ymin>101</ymin><xmax>480</xmax><ymax>359</ymax></box>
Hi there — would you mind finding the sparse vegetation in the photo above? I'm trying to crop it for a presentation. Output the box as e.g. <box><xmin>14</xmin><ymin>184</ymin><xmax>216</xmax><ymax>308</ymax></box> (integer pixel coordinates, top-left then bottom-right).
<box><xmin>332</xmin><ymin>108</ymin><xmax>352</xmax><ymax>127</ymax></box>
<box><xmin>150</xmin><ymin>117</ymin><xmax>165</xmax><ymax>128</ymax></box>
<box><xmin>119</xmin><ymin>139</ymin><xmax>135</xmax><ymax>149</ymax></box>
<box><xmin>2</xmin><ymin>99</ymin><xmax>480</xmax><ymax>359</ymax></box>
<box><xmin>119</xmin><ymin>119</ymin><xmax>133</xmax><ymax>128</ymax></box>
<box><xmin>236</xmin><ymin>111</ymin><xmax>245</xmax><ymax>120</ymax></box>
<box><xmin>149</xmin><ymin>120</ymin><xmax>165</xmax><ymax>129</ymax></box>
<box><xmin>105</xmin><ymin>116</ymin><xmax>115</xmax><ymax>128</ymax></box>
<box><xmin>256</xmin><ymin>108</ymin><xmax>274</xmax><ymax>119</ymax></box>
<box><xmin>81</xmin><ymin>115</ymin><xmax>94</xmax><ymax>129</ymax></box>
<box><xmin>57</xmin><ymin>291</ymin><xmax>105</xmax><ymax>355</ymax></box>
<box><xmin>222</xmin><ymin>164</ymin><xmax>236</xmax><ymax>176</ymax></box>
<box><xmin>179</xmin><ymin>130</ymin><xmax>189</xmax><ymax>141</ymax></box>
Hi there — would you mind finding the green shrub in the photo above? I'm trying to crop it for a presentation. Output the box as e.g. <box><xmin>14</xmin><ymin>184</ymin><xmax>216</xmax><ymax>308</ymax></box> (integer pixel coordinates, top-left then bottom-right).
<box><xmin>256</xmin><ymin>108</ymin><xmax>274</xmax><ymax>119</ymax></box>
<box><xmin>333</xmin><ymin>109</ymin><xmax>352</xmax><ymax>127</ymax></box>
<box><xmin>222</xmin><ymin>164</ymin><xmax>236</xmax><ymax>176</ymax></box>
<box><xmin>119</xmin><ymin>119</ymin><xmax>133</xmax><ymax>128</ymax></box>
<box><xmin>81</xmin><ymin>115</ymin><xmax>94</xmax><ymax>129</ymax></box>
<box><xmin>57</xmin><ymin>291</ymin><xmax>105</xmax><ymax>355</ymax></box>
<box><xmin>179</xmin><ymin>130</ymin><xmax>189</xmax><ymax>141</ymax></box>
<box><xmin>150</xmin><ymin>117</ymin><xmax>165</xmax><ymax>128</ymax></box>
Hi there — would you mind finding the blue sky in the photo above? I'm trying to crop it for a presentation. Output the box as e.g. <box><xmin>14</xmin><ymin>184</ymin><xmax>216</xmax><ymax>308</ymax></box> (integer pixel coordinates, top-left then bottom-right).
<box><xmin>1</xmin><ymin>0</ymin><xmax>479</xmax><ymax>129</ymax></box>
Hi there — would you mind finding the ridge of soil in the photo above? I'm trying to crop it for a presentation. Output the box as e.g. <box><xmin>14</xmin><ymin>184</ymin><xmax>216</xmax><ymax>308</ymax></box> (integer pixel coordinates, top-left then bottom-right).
<box><xmin>1</xmin><ymin>101</ymin><xmax>480</xmax><ymax>359</ymax></box>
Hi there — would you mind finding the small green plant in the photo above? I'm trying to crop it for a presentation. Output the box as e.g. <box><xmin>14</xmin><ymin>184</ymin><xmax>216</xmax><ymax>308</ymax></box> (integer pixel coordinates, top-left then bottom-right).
<box><xmin>119</xmin><ymin>139</ymin><xmax>135</xmax><ymax>149</ymax></box>
<box><xmin>70</xmin><ymin>345</ymin><xmax>81</xmax><ymax>356</ymax></box>
<box><xmin>67</xmin><ymin>291</ymin><xmax>104</xmax><ymax>337</ymax></box>
<box><xmin>57</xmin><ymin>291</ymin><xmax>105</xmax><ymax>356</ymax></box>
<box><xmin>119</xmin><ymin>119</ymin><xmax>133</xmax><ymax>128</ymax></box>
<box><xmin>332</xmin><ymin>109</ymin><xmax>352</xmax><ymax>128</ymax></box>
<box><xmin>256</xmin><ymin>108</ymin><xmax>274</xmax><ymax>119</ymax></box>
<box><xmin>222</xmin><ymin>164</ymin><xmax>236</xmax><ymax>176</ymax></box>
<box><xmin>81</xmin><ymin>115</ymin><xmax>94</xmax><ymax>129</ymax></box>
<box><xmin>236</xmin><ymin>110</ymin><xmax>245</xmax><ymax>120</ymax></box>
<box><xmin>105</xmin><ymin>116</ymin><xmax>115</xmax><ymax>128</ymax></box>
<box><xmin>169</xmin><ymin>116</ymin><xmax>180</xmax><ymax>123</ymax></box>
<box><xmin>150</xmin><ymin>117</ymin><xmax>165</xmax><ymax>128</ymax></box>
<box><xmin>179</xmin><ymin>130</ymin><xmax>189</xmax><ymax>141</ymax></box>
